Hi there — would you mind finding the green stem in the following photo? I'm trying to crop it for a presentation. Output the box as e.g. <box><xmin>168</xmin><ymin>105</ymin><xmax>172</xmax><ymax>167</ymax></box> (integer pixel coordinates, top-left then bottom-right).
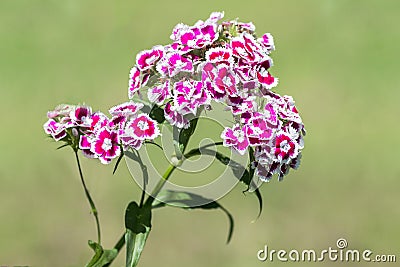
<box><xmin>74</xmin><ymin>150</ymin><xmax>101</xmax><ymax>244</ymax></box>
<box><xmin>106</xmin><ymin>141</ymin><xmax>224</xmax><ymax>265</ymax></box>
<box><xmin>105</xmin><ymin>165</ymin><xmax>176</xmax><ymax>267</ymax></box>
<box><xmin>103</xmin><ymin>233</ymin><xmax>125</xmax><ymax>267</ymax></box>
<box><xmin>144</xmin><ymin>164</ymin><xmax>176</xmax><ymax>207</ymax></box>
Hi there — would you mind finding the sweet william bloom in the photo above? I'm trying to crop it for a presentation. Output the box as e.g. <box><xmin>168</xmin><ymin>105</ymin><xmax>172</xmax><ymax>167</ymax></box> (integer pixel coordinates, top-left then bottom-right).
<box><xmin>43</xmin><ymin>119</ymin><xmax>67</xmax><ymax>141</ymax></box>
<box><xmin>221</xmin><ymin>124</ymin><xmax>249</xmax><ymax>155</ymax></box>
<box><xmin>156</xmin><ymin>52</ymin><xmax>193</xmax><ymax>77</ymax></box>
<box><xmin>205</xmin><ymin>11</ymin><xmax>224</xmax><ymax>24</ymax></box>
<box><xmin>79</xmin><ymin>135</ymin><xmax>96</xmax><ymax>159</ymax></box>
<box><xmin>205</xmin><ymin>47</ymin><xmax>234</xmax><ymax>65</ymax></box>
<box><xmin>258</xmin><ymin>33</ymin><xmax>275</xmax><ymax>53</ymax></box>
<box><xmin>170</xmin><ymin>12</ymin><xmax>222</xmax><ymax>49</ymax></box>
<box><xmin>109</xmin><ymin>101</ymin><xmax>143</xmax><ymax>117</ymax></box>
<box><xmin>128</xmin><ymin>66</ymin><xmax>150</xmax><ymax>99</ymax></box>
<box><xmin>136</xmin><ymin>46</ymin><xmax>164</xmax><ymax>71</ymax></box>
<box><xmin>70</xmin><ymin>105</ymin><xmax>92</xmax><ymax>127</ymax></box>
<box><xmin>88</xmin><ymin>112</ymin><xmax>111</xmax><ymax>132</ymax></box>
<box><xmin>202</xmin><ymin>63</ymin><xmax>238</xmax><ymax>98</ymax></box>
<box><xmin>173</xmin><ymin>79</ymin><xmax>208</xmax><ymax>115</ymax></box>
<box><xmin>257</xmin><ymin>67</ymin><xmax>278</xmax><ymax>90</ymax></box>
<box><xmin>127</xmin><ymin>114</ymin><xmax>160</xmax><ymax>140</ymax></box>
<box><xmin>231</xmin><ymin>33</ymin><xmax>262</xmax><ymax>64</ymax></box>
<box><xmin>147</xmin><ymin>80</ymin><xmax>171</xmax><ymax>105</ymax></box>
<box><xmin>263</xmin><ymin>103</ymin><xmax>279</xmax><ymax>128</ymax></box>
<box><xmin>164</xmin><ymin>102</ymin><xmax>190</xmax><ymax>129</ymax></box>
<box><xmin>246</xmin><ymin>114</ymin><xmax>274</xmax><ymax>146</ymax></box>
<box><xmin>91</xmin><ymin>128</ymin><xmax>121</xmax><ymax>164</ymax></box>
<box><xmin>119</xmin><ymin>129</ymin><xmax>144</xmax><ymax>150</ymax></box>
<box><xmin>274</xmin><ymin>131</ymin><xmax>299</xmax><ymax>162</ymax></box>
<box><xmin>47</xmin><ymin>104</ymin><xmax>74</xmax><ymax>119</ymax></box>
<box><xmin>237</xmin><ymin>22</ymin><xmax>256</xmax><ymax>32</ymax></box>
<box><xmin>230</xmin><ymin>97</ymin><xmax>257</xmax><ymax>115</ymax></box>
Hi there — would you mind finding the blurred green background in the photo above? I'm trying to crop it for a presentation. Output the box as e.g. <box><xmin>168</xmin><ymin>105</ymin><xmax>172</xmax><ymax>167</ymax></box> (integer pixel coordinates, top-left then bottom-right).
<box><xmin>1</xmin><ymin>0</ymin><xmax>400</xmax><ymax>266</ymax></box>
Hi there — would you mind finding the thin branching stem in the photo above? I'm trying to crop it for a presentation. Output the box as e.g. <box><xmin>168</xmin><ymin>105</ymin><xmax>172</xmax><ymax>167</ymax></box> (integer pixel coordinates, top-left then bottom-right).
<box><xmin>74</xmin><ymin>150</ymin><xmax>101</xmax><ymax>244</ymax></box>
<box><xmin>106</xmin><ymin>141</ymin><xmax>224</xmax><ymax>265</ymax></box>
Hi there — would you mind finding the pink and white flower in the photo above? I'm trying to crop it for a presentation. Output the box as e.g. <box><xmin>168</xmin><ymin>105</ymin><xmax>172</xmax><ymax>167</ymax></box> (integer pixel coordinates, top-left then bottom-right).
<box><xmin>263</xmin><ymin>103</ymin><xmax>279</xmax><ymax>128</ymax></box>
<box><xmin>128</xmin><ymin>66</ymin><xmax>150</xmax><ymax>99</ymax></box>
<box><xmin>70</xmin><ymin>105</ymin><xmax>92</xmax><ymax>127</ymax></box>
<box><xmin>237</xmin><ymin>22</ymin><xmax>256</xmax><ymax>32</ymax></box>
<box><xmin>164</xmin><ymin>102</ymin><xmax>190</xmax><ymax>129</ymax></box>
<box><xmin>79</xmin><ymin>135</ymin><xmax>96</xmax><ymax>158</ymax></box>
<box><xmin>205</xmin><ymin>47</ymin><xmax>233</xmax><ymax>65</ymax></box>
<box><xmin>231</xmin><ymin>33</ymin><xmax>262</xmax><ymax>64</ymax></box>
<box><xmin>89</xmin><ymin>112</ymin><xmax>110</xmax><ymax>132</ymax></box>
<box><xmin>43</xmin><ymin>119</ymin><xmax>67</xmax><ymax>141</ymax></box>
<box><xmin>202</xmin><ymin>63</ymin><xmax>238</xmax><ymax>98</ymax></box>
<box><xmin>136</xmin><ymin>46</ymin><xmax>164</xmax><ymax>71</ymax></box>
<box><xmin>156</xmin><ymin>53</ymin><xmax>193</xmax><ymax>77</ymax></box>
<box><xmin>173</xmin><ymin>24</ymin><xmax>218</xmax><ymax>49</ymax></box>
<box><xmin>119</xmin><ymin>127</ymin><xmax>143</xmax><ymax>150</ymax></box>
<box><xmin>256</xmin><ymin>68</ymin><xmax>278</xmax><ymax>89</ymax></box>
<box><xmin>147</xmin><ymin>80</ymin><xmax>171</xmax><ymax>105</ymax></box>
<box><xmin>273</xmin><ymin>131</ymin><xmax>299</xmax><ymax>162</ymax></box>
<box><xmin>258</xmin><ymin>33</ymin><xmax>275</xmax><ymax>53</ymax></box>
<box><xmin>230</xmin><ymin>97</ymin><xmax>257</xmax><ymax>115</ymax></box>
<box><xmin>47</xmin><ymin>104</ymin><xmax>74</xmax><ymax>119</ymax></box>
<box><xmin>205</xmin><ymin>11</ymin><xmax>224</xmax><ymax>24</ymax></box>
<box><xmin>109</xmin><ymin>101</ymin><xmax>143</xmax><ymax>117</ymax></box>
<box><xmin>173</xmin><ymin>79</ymin><xmax>208</xmax><ymax>115</ymax></box>
<box><xmin>126</xmin><ymin>114</ymin><xmax>160</xmax><ymax>140</ymax></box>
<box><xmin>246</xmin><ymin>113</ymin><xmax>274</xmax><ymax>146</ymax></box>
<box><xmin>170</xmin><ymin>13</ymin><xmax>221</xmax><ymax>49</ymax></box>
<box><xmin>91</xmin><ymin>128</ymin><xmax>121</xmax><ymax>164</ymax></box>
<box><xmin>221</xmin><ymin>124</ymin><xmax>249</xmax><ymax>155</ymax></box>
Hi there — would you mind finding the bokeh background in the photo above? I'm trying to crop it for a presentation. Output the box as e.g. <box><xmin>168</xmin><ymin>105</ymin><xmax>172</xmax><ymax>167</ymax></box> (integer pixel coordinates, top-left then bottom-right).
<box><xmin>1</xmin><ymin>0</ymin><xmax>399</xmax><ymax>266</ymax></box>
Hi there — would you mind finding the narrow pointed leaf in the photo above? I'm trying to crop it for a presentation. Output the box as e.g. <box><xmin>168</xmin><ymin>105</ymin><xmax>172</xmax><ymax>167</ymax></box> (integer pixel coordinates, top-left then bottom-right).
<box><xmin>85</xmin><ymin>240</ymin><xmax>118</xmax><ymax>267</ymax></box>
<box><xmin>56</xmin><ymin>143</ymin><xmax>69</xmax><ymax>150</ymax></box>
<box><xmin>178</xmin><ymin>117</ymin><xmax>198</xmax><ymax>154</ymax></box>
<box><xmin>125</xmin><ymin>201</ymin><xmax>152</xmax><ymax>267</ymax></box>
<box><xmin>125</xmin><ymin>228</ymin><xmax>151</xmax><ymax>267</ymax></box>
<box><xmin>253</xmin><ymin>188</ymin><xmax>263</xmax><ymax>220</ymax></box>
<box><xmin>144</xmin><ymin>141</ymin><xmax>163</xmax><ymax>151</ymax></box>
<box><xmin>112</xmin><ymin>151</ymin><xmax>124</xmax><ymax>175</ymax></box>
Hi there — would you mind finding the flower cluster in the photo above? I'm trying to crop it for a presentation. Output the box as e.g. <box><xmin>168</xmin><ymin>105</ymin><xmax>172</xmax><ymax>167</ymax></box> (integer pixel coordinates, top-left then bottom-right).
<box><xmin>44</xmin><ymin>102</ymin><xmax>160</xmax><ymax>164</ymax></box>
<box><xmin>127</xmin><ymin>12</ymin><xmax>305</xmax><ymax>181</ymax></box>
<box><xmin>44</xmin><ymin>12</ymin><xmax>305</xmax><ymax>181</ymax></box>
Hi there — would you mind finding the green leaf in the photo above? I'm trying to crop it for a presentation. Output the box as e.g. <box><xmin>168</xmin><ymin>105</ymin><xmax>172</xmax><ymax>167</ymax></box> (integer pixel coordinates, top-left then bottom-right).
<box><xmin>112</xmin><ymin>151</ymin><xmax>124</xmax><ymax>175</ymax></box>
<box><xmin>152</xmin><ymin>190</ymin><xmax>234</xmax><ymax>243</ymax></box>
<box><xmin>56</xmin><ymin>143</ymin><xmax>70</xmax><ymax>150</ymax></box>
<box><xmin>125</xmin><ymin>201</ymin><xmax>152</xmax><ymax>267</ymax></box>
<box><xmin>85</xmin><ymin>240</ymin><xmax>118</xmax><ymax>267</ymax></box>
<box><xmin>252</xmin><ymin>188</ymin><xmax>263</xmax><ymax>220</ymax></box>
<box><xmin>149</xmin><ymin>104</ymin><xmax>165</xmax><ymax>123</ymax></box>
<box><xmin>178</xmin><ymin>117</ymin><xmax>198</xmax><ymax>154</ymax></box>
